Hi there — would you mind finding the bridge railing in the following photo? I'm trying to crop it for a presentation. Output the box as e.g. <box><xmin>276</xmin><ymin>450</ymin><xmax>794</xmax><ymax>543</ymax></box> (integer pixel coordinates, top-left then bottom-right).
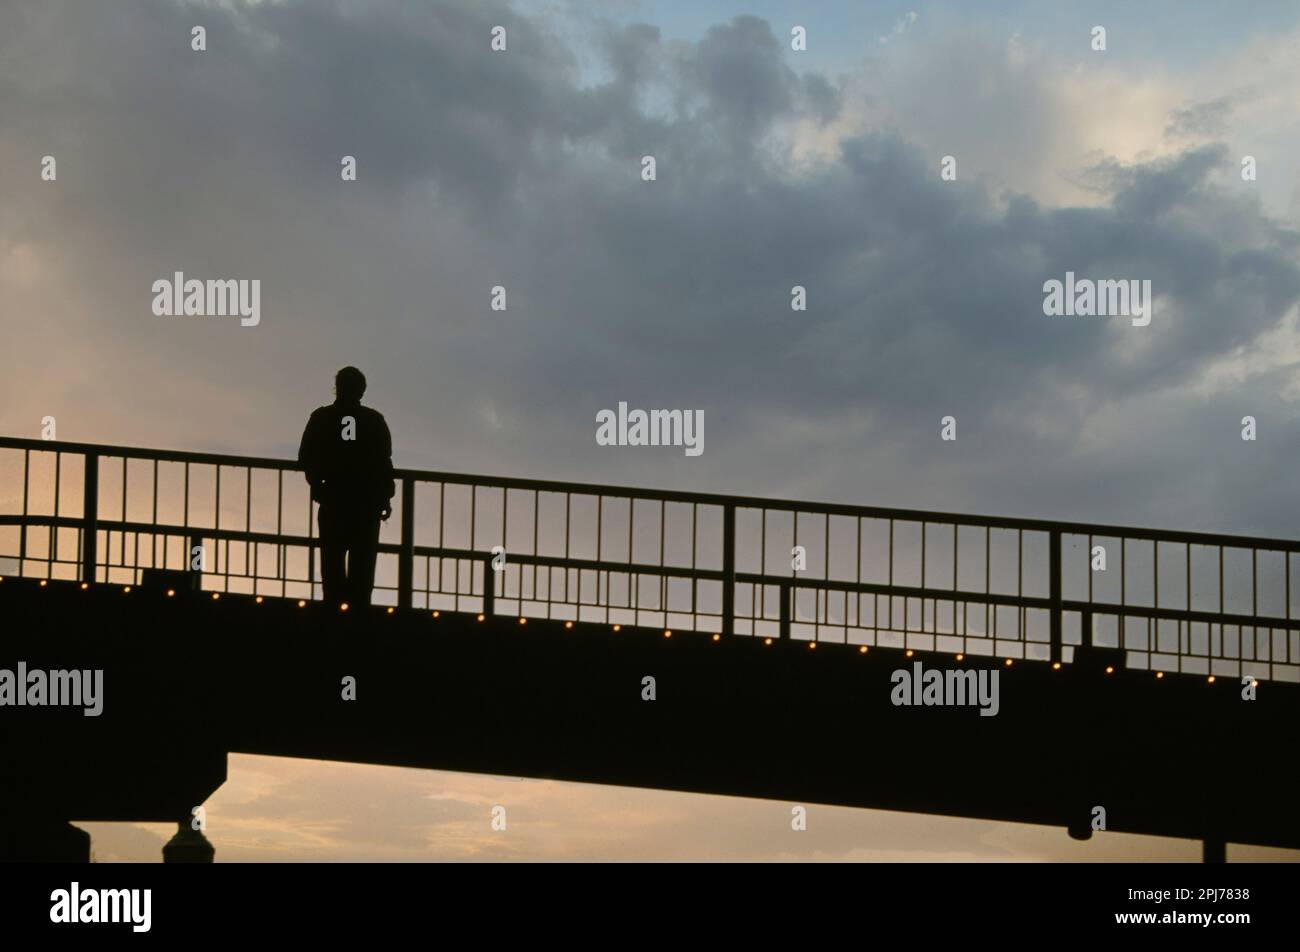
<box><xmin>1</xmin><ymin>435</ymin><xmax>1297</xmax><ymax>682</ymax></box>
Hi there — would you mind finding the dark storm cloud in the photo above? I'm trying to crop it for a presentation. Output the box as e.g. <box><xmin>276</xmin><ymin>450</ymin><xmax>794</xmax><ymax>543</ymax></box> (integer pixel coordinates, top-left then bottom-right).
<box><xmin>2</xmin><ymin>0</ymin><xmax>1299</xmax><ymax>538</ymax></box>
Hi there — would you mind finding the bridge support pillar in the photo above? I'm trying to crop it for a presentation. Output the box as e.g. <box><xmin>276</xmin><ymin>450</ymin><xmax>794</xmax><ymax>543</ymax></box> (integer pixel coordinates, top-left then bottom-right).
<box><xmin>162</xmin><ymin>820</ymin><xmax>215</xmax><ymax>863</ymax></box>
<box><xmin>0</xmin><ymin>819</ymin><xmax>91</xmax><ymax>862</ymax></box>
<box><xmin>1202</xmin><ymin>838</ymin><xmax>1225</xmax><ymax>863</ymax></box>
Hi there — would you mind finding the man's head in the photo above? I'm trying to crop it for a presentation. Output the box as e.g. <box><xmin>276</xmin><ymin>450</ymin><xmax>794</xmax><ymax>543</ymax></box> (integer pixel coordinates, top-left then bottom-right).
<box><xmin>335</xmin><ymin>366</ymin><xmax>366</xmax><ymax>403</ymax></box>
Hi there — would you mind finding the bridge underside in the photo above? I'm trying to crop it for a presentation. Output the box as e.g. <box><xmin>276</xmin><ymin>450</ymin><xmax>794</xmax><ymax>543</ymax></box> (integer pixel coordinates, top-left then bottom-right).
<box><xmin>3</xmin><ymin>577</ymin><xmax>1298</xmax><ymax>857</ymax></box>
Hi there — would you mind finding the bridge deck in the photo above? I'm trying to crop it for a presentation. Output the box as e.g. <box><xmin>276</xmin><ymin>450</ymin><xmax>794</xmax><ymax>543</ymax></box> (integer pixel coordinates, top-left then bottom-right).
<box><xmin>2</xmin><ymin>575</ymin><xmax>1297</xmax><ymax>852</ymax></box>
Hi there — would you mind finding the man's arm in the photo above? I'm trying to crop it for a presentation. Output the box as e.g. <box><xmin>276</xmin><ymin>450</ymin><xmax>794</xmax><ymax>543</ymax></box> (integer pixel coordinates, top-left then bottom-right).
<box><xmin>378</xmin><ymin>416</ymin><xmax>395</xmax><ymax>519</ymax></box>
<box><xmin>297</xmin><ymin>410</ymin><xmax>323</xmax><ymax>491</ymax></box>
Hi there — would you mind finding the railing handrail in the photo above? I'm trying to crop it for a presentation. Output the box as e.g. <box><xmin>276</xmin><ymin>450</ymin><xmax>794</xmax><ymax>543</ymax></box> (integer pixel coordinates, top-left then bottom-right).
<box><xmin>2</xmin><ymin>434</ymin><xmax>1297</xmax><ymax>552</ymax></box>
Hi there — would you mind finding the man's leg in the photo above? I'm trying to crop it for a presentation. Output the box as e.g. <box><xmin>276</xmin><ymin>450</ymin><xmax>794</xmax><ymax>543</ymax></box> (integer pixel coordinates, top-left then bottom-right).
<box><xmin>347</xmin><ymin>514</ymin><xmax>382</xmax><ymax>608</ymax></box>
<box><xmin>318</xmin><ymin>506</ymin><xmax>347</xmax><ymax>606</ymax></box>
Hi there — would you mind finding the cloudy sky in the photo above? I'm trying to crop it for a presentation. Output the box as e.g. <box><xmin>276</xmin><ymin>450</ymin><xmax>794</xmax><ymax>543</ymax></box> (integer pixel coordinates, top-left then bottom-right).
<box><xmin>4</xmin><ymin>0</ymin><xmax>1300</xmax><ymax>860</ymax></box>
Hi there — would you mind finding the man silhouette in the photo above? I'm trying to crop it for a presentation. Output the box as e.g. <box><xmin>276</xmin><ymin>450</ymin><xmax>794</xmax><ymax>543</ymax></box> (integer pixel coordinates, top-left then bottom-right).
<box><xmin>298</xmin><ymin>367</ymin><xmax>395</xmax><ymax>608</ymax></box>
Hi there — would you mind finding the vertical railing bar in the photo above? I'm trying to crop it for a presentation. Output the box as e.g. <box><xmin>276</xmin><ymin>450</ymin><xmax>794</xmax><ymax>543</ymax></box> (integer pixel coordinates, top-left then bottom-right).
<box><xmin>80</xmin><ymin>452</ymin><xmax>99</xmax><ymax>584</ymax></box>
<box><xmin>214</xmin><ymin>462</ymin><xmax>221</xmax><ymax>544</ymax></box>
<box><xmin>481</xmin><ymin>550</ymin><xmax>494</xmax><ymax>618</ymax></box>
<box><xmin>438</xmin><ymin>482</ymin><xmax>445</xmax><ymax>551</ymax></box>
<box><xmin>430</xmin><ymin>484</ymin><xmax>443</xmax><ymax>605</ymax></box>
<box><xmin>779</xmin><ymin>579</ymin><xmax>790</xmax><ymax>640</ymax></box>
<box><xmin>119</xmin><ymin>456</ymin><xmax>127</xmax><ymax>573</ymax></box>
<box><xmin>983</xmin><ymin>526</ymin><xmax>990</xmax><ymax>643</ymax></box>
<box><xmin>74</xmin><ymin>486</ymin><xmax>83</xmax><ymax>577</ymax></box>
<box><xmin>53</xmin><ymin>451</ymin><xmax>71</xmax><ymax>571</ymax></box>
<box><xmin>245</xmin><ymin>466</ymin><xmax>252</xmax><ymax>588</ymax></box>
<box><xmin>760</xmin><ymin>509</ymin><xmax>767</xmax><ymax>624</ymax></box>
<box><xmin>856</xmin><ymin>517</ymin><xmax>862</xmax><ymax>585</ymax></box>
<box><xmin>20</xmin><ymin>449</ymin><xmax>30</xmax><ymax>568</ymax></box>
<box><xmin>1016</xmin><ymin>528</ymin><xmax>1022</xmax><ymax>598</ymax></box>
<box><xmin>722</xmin><ymin>503</ymin><xmax>735</xmax><ymax>636</ymax></box>
<box><xmin>567</xmin><ymin>565</ymin><xmax>574</xmax><ymax>620</ymax></box>
<box><xmin>398</xmin><ymin>477</ymin><xmax>415</xmax><ymax>609</ymax></box>
<box><xmin>823</xmin><ymin>510</ymin><xmax>830</xmax><ymax>589</ymax></box>
<box><xmin>993</xmin><ymin>586</ymin><xmax>998</xmax><ymax>643</ymax></box>
<box><xmin>690</xmin><ymin>502</ymin><xmax>697</xmax><ymax>622</ymax></box>
<box><xmin>534</xmin><ymin>490</ymin><xmax>541</xmax><ymax>616</ymax></box>
<box><xmin>658</xmin><ymin>502</ymin><xmax>666</xmax><ymax>623</ymax></box>
<box><xmin>872</xmin><ymin>592</ymin><xmax>878</xmax><ymax>645</ymax></box>
<box><xmin>597</xmin><ymin>497</ymin><xmax>606</xmax><ymax>622</ymax></box>
<box><xmin>151</xmin><ymin>459</ymin><xmax>158</xmax><ymax>572</ymax></box>
<box><xmin>53</xmin><ymin>451</ymin><xmax>61</xmax><ymax>568</ymax></box>
<box><xmin>276</xmin><ymin>470</ymin><xmax>284</xmax><ymax>597</ymax></box>
<box><xmin>659</xmin><ymin>499</ymin><xmax>665</xmax><ymax>569</ymax></box>
<box><xmin>660</xmin><ymin>572</ymin><xmax>666</xmax><ymax>627</ymax></box>
<box><xmin>183</xmin><ymin>462</ymin><xmax>190</xmax><ymax>568</ymax></box>
<box><xmin>251</xmin><ymin>477</ymin><xmax>259</xmax><ymax>594</ymax></box>
<box><xmin>133</xmin><ymin>526</ymin><xmax>140</xmax><ymax>583</ymax></box>
<box><xmin>888</xmin><ymin>519</ymin><xmax>894</xmax><ymax>631</ymax></box>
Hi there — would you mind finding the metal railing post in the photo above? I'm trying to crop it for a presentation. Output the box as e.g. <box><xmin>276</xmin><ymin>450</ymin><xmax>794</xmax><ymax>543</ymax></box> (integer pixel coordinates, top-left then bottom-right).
<box><xmin>1049</xmin><ymin>529</ymin><xmax>1062</xmax><ymax>662</ymax></box>
<box><xmin>722</xmin><ymin>503</ymin><xmax>735</xmax><ymax>636</ymax></box>
<box><xmin>482</xmin><ymin>553</ymin><xmax>496</xmax><ymax>619</ymax></box>
<box><xmin>397</xmin><ymin>477</ymin><xmax>414</xmax><ymax>609</ymax></box>
<box><xmin>779</xmin><ymin>580</ymin><xmax>791</xmax><ymax>640</ymax></box>
<box><xmin>82</xmin><ymin>453</ymin><xmax>98</xmax><ymax>584</ymax></box>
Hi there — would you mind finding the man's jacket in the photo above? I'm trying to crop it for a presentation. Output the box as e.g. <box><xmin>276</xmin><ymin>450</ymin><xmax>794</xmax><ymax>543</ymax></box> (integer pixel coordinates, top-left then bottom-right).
<box><xmin>297</xmin><ymin>402</ymin><xmax>395</xmax><ymax>514</ymax></box>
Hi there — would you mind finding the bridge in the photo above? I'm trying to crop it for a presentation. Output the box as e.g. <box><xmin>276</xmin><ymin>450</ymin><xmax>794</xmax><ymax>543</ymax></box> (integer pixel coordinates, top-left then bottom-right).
<box><xmin>1</xmin><ymin>435</ymin><xmax>1297</xmax><ymax>862</ymax></box>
